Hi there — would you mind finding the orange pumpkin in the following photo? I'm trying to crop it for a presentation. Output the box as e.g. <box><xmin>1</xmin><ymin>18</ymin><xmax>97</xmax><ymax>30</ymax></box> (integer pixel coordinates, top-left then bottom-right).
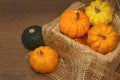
<box><xmin>59</xmin><ymin>9</ymin><xmax>90</xmax><ymax>38</ymax></box>
<box><xmin>29</xmin><ymin>46</ymin><xmax>58</xmax><ymax>73</ymax></box>
<box><xmin>74</xmin><ymin>35</ymin><xmax>88</xmax><ymax>45</ymax></box>
<box><xmin>87</xmin><ymin>24</ymin><xmax>118</xmax><ymax>54</ymax></box>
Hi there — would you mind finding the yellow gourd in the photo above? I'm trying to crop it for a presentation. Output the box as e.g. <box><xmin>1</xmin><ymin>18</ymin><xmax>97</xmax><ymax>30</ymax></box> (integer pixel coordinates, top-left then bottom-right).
<box><xmin>85</xmin><ymin>0</ymin><xmax>113</xmax><ymax>25</ymax></box>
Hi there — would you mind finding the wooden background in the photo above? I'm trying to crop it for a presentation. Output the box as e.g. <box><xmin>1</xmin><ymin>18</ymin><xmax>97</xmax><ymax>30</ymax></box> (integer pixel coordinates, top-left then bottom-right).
<box><xmin>0</xmin><ymin>0</ymin><xmax>120</xmax><ymax>80</ymax></box>
<box><xmin>0</xmin><ymin>0</ymin><xmax>80</xmax><ymax>80</ymax></box>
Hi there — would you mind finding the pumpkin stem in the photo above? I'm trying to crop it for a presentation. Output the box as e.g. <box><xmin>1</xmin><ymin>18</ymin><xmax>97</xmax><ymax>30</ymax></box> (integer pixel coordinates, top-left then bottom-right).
<box><xmin>93</xmin><ymin>0</ymin><xmax>106</xmax><ymax>2</ymax></box>
<box><xmin>98</xmin><ymin>34</ymin><xmax>106</xmax><ymax>40</ymax></box>
<box><xmin>26</xmin><ymin>51</ymin><xmax>32</xmax><ymax>59</ymax></box>
<box><xmin>29</xmin><ymin>28</ymin><xmax>35</xmax><ymax>33</ymax></box>
<box><xmin>75</xmin><ymin>10</ymin><xmax>79</xmax><ymax>20</ymax></box>
<box><xmin>38</xmin><ymin>50</ymin><xmax>44</xmax><ymax>55</ymax></box>
<box><xmin>102</xmin><ymin>0</ymin><xmax>106</xmax><ymax>1</ymax></box>
<box><xmin>95</xmin><ymin>6</ymin><xmax>100</xmax><ymax>13</ymax></box>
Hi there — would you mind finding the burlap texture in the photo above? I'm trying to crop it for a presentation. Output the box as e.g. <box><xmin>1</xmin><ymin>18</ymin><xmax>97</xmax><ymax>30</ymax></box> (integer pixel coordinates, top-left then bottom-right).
<box><xmin>42</xmin><ymin>1</ymin><xmax>120</xmax><ymax>80</ymax></box>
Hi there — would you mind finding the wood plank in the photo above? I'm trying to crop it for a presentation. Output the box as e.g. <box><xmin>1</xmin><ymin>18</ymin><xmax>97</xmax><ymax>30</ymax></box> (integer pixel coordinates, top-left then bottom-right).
<box><xmin>0</xmin><ymin>0</ymin><xmax>78</xmax><ymax>80</ymax></box>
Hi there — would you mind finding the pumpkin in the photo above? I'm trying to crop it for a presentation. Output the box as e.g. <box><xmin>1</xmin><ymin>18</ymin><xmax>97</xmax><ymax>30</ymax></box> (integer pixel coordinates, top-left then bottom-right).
<box><xmin>59</xmin><ymin>9</ymin><xmax>90</xmax><ymax>38</ymax></box>
<box><xmin>29</xmin><ymin>46</ymin><xmax>58</xmax><ymax>73</ymax></box>
<box><xmin>74</xmin><ymin>35</ymin><xmax>88</xmax><ymax>45</ymax></box>
<box><xmin>87</xmin><ymin>24</ymin><xmax>118</xmax><ymax>54</ymax></box>
<box><xmin>22</xmin><ymin>25</ymin><xmax>45</xmax><ymax>50</ymax></box>
<box><xmin>85</xmin><ymin>0</ymin><xmax>113</xmax><ymax>25</ymax></box>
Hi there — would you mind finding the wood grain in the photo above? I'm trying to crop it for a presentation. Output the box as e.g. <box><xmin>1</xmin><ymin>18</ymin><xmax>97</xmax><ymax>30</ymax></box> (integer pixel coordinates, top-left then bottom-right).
<box><xmin>0</xmin><ymin>0</ymin><xmax>78</xmax><ymax>80</ymax></box>
<box><xmin>0</xmin><ymin>0</ymin><xmax>120</xmax><ymax>80</ymax></box>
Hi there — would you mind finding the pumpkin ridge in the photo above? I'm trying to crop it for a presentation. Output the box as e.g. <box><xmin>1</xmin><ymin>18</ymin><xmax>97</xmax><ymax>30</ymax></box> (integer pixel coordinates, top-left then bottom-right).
<box><xmin>76</xmin><ymin>22</ymin><xmax>79</xmax><ymax>37</ymax></box>
<box><xmin>68</xmin><ymin>21</ymin><xmax>76</xmax><ymax>38</ymax></box>
<box><xmin>97</xmin><ymin>24</ymin><xmax>107</xmax><ymax>33</ymax></box>
<box><xmin>107</xmin><ymin>32</ymin><xmax>117</xmax><ymax>37</ymax></box>
<box><xmin>105</xmin><ymin>40</ymin><xmax>115</xmax><ymax>52</ymax></box>
<box><xmin>102</xmin><ymin>13</ymin><xmax>110</xmax><ymax>24</ymax></box>
<box><xmin>79</xmin><ymin>11</ymin><xmax>88</xmax><ymax>20</ymax></box>
<box><xmin>98</xmin><ymin>41</ymin><xmax>108</xmax><ymax>53</ymax></box>
<box><xmin>78</xmin><ymin>21</ymin><xmax>87</xmax><ymax>36</ymax></box>
<box><xmin>98</xmin><ymin>13</ymin><xmax>107</xmax><ymax>24</ymax></box>
<box><xmin>101</xmin><ymin>1</ymin><xmax>108</xmax><ymax>7</ymax></box>
<box><xmin>87</xmin><ymin>36</ymin><xmax>98</xmax><ymax>46</ymax></box>
<box><xmin>77</xmin><ymin>22</ymin><xmax>85</xmax><ymax>37</ymax></box>
<box><xmin>102</xmin><ymin>7</ymin><xmax>112</xmax><ymax>14</ymax></box>
<box><xmin>65</xmin><ymin>10</ymin><xmax>76</xmax><ymax>21</ymax></box>
<box><xmin>68</xmin><ymin>10</ymin><xmax>75</xmax><ymax>17</ymax></box>
<box><xmin>93</xmin><ymin>15</ymin><xmax>99</xmax><ymax>25</ymax></box>
<box><xmin>89</xmin><ymin>15</ymin><xmax>95</xmax><ymax>25</ymax></box>
<box><xmin>60</xmin><ymin>11</ymin><xmax>74</xmax><ymax>34</ymax></box>
<box><xmin>91</xmin><ymin>40</ymin><xmax>101</xmax><ymax>51</ymax></box>
<box><xmin>101</xmin><ymin>2</ymin><xmax>111</xmax><ymax>9</ymax></box>
<box><xmin>105</xmin><ymin>27</ymin><xmax>113</xmax><ymax>35</ymax></box>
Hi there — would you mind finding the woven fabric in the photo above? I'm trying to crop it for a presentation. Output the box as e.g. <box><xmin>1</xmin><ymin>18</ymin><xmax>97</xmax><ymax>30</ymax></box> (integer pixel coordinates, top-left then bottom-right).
<box><xmin>42</xmin><ymin>1</ymin><xmax>120</xmax><ymax>80</ymax></box>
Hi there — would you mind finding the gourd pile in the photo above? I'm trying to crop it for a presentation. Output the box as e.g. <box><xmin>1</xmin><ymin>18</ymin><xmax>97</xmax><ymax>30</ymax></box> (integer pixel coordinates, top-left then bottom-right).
<box><xmin>59</xmin><ymin>0</ymin><xmax>119</xmax><ymax>54</ymax></box>
<box><xmin>22</xmin><ymin>25</ymin><xmax>59</xmax><ymax>74</ymax></box>
<box><xmin>21</xmin><ymin>0</ymin><xmax>119</xmax><ymax>74</ymax></box>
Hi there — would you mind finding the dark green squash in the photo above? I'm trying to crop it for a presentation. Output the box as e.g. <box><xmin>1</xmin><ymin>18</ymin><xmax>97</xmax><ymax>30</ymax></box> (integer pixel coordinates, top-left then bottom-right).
<box><xmin>22</xmin><ymin>25</ymin><xmax>45</xmax><ymax>50</ymax></box>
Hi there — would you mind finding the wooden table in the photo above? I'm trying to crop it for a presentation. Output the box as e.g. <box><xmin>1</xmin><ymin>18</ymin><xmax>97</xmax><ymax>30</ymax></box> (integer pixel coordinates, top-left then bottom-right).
<box><xmin>0</xmin><ymin>0</ymin><xmax>79</xmax><ymax>80</ymax></box>
<box><xmin>0</xmin><ymin>0</ymin><xmax>120</xmax><ymax>80</ymax></box>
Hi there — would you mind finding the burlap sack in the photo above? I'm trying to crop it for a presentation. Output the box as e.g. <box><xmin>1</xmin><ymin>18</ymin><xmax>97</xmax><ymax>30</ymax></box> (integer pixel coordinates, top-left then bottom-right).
<box><xmin>42</xmin><ymin>1</ymin><xmax>120</xmax><ymax>80</ymax></box>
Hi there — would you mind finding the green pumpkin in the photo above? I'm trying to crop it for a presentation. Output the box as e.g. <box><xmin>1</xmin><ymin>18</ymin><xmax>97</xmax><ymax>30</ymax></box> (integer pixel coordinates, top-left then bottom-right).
<box><xmin>22</xmin><ymin>25</ymin><xmax>45</xmax><ymax>50</ymax></box>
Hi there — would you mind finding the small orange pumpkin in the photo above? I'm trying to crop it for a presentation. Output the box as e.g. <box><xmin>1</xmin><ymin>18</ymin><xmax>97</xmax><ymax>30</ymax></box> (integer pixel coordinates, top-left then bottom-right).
<box><xmin>59</xmin><ymin>9</ymin><xmax>90</xmax><ymax>38</ymax></box>
<box><xmin>29</xmin><ymin>46</ymin><xmax>58</xmax><ymax>73</ymax></box>
<box><xmin>87</xmin><ymin>24</ymin><xmax>118</xmax><ymax>54</ymax></box>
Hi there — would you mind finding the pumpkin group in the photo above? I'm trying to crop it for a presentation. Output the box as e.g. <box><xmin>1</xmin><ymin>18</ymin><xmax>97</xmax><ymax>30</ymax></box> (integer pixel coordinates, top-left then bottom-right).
<box><xmin>59</xmin><ymin>9</ymin><xmax>90</xmax><ymax>38</ymax></box>
<box><xmin>87</xmin><ymin>24</ymin><xmax>118</xmax><ymax>54</ymax></box>
<box><xmin>29</xmin><ymin>46</ymin><xmax>58</xmax><ymax>73</ymax></box>
<box><xmin>58</xmin><ymin>1</ymin><xmax>119</xmax><ymax>54</ymax></box>
<box><xmin>85</xmin><ymin>0</ymin><xmax>113</xmax><ymax>25</ymax></box>
<box><xmin>22</xmin><ymin>25</ymin><xmax>45</xmax><ymax>50</ymax></box>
